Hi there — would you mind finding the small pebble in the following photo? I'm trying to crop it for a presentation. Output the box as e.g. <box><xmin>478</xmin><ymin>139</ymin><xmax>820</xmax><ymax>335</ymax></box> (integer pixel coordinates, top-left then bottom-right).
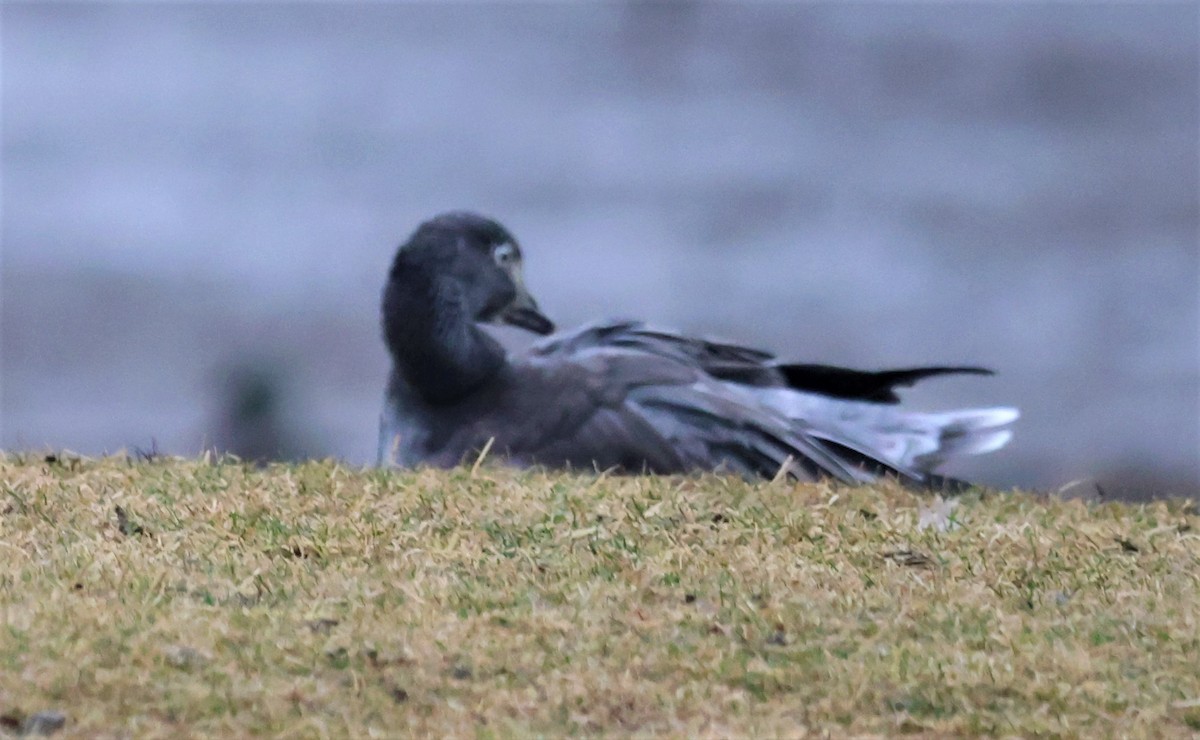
<box><xmin>23</xmin><ymin>710</ymin><xmax>66</xmax><ymax>736</ymax></box>
<box><xmin>164</xmin><ymin>644</ymin><xmax>208</xmax><ymax>670</ymax></box>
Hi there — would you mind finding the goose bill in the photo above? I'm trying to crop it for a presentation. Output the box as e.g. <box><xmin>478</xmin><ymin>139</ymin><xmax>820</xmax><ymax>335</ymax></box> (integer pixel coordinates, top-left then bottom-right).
<box><xmin>500</xmin><ymin>304</ymin><xmax>555</xmax><ymax>335</ymax></box>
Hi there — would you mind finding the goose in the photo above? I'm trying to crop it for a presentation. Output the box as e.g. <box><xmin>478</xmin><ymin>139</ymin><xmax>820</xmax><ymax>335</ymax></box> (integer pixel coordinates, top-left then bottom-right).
<box><xmin>378</xmin><ymin>211</ymin><xmax>1018</xmax><ymax>488</ymax></box>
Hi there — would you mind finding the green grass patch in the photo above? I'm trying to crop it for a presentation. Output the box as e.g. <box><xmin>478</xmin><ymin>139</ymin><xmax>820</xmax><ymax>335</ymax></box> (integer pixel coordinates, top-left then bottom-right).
<box><xmin>0</xmin><ymin>454</ymin><xmax>1197</xmax><ymax>736</ymax></box>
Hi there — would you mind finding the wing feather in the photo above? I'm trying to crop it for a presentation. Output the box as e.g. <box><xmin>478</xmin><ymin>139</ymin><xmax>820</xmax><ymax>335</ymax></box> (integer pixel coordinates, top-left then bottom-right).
<box><xmin>533</xmin><ymin>320</ymin><xmax>993</xmax><ymax>402</ymax></box>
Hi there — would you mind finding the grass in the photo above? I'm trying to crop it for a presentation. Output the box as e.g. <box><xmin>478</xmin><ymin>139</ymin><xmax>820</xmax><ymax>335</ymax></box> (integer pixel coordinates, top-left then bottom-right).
<box><xmin>1</xmin><ymin>453</ymin><xmax>1198</xmax><ymax>737</ymax></box>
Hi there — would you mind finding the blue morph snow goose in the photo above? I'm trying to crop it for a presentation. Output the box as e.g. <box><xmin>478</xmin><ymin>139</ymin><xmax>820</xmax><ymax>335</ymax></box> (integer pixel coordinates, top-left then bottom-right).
<box><xmin>378</xmin><ymin>212</ymin><xmax>1017</xmax><ymax>488</ymax></box>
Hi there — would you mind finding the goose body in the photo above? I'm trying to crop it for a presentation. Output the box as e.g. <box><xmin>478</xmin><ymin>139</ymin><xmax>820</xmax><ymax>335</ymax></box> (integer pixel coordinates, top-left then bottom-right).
<box><xmin>378</xmin><ymin>212</ymin><xmax>1018</xmax><ymax>487</ymax></box>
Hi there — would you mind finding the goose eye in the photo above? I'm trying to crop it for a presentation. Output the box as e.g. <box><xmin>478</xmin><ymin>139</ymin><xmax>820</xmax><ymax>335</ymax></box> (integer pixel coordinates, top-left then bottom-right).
<box><xmin>492</xmin><ymin>243</ymin><xmax>517</xmax><ymax>266</ymax></box>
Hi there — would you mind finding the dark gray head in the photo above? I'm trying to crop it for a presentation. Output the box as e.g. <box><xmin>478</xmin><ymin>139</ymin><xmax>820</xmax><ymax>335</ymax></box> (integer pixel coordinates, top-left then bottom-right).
<box><xmin>385</xmin><ymin>211</ymin><xmax>554</xmax><ymax>338</ymax></box>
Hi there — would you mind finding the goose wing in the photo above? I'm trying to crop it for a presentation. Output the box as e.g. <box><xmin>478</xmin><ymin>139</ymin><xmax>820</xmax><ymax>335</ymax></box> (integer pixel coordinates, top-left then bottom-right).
<box><xmin>532</xmin><ymin>320</ymin><xmax>993</xmax><ymax>403</ymax></box>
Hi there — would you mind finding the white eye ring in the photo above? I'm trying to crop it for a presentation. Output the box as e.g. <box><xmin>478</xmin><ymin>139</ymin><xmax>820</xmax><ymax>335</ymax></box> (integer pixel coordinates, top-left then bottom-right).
<box><xmin>493</xmin><ymin>243</ymin><xmax>517</xmax><ymax>266</ymax></box>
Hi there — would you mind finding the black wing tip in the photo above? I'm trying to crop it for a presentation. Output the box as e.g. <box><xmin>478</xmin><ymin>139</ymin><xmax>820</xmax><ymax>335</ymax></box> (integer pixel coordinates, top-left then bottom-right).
<box><xmin>890</xmin><ymin>366</ymin><xmax>996</xmax><ymax>385</ymax></box>
<box><xmin>915</xmin><ymin>366</ymin><xmax>995</xmax><ymax>377</ymax></box>
<box><xmin>779</xmin><ymin>364</ymin><xmax>1000</xmax><ymax>404</ymax></box>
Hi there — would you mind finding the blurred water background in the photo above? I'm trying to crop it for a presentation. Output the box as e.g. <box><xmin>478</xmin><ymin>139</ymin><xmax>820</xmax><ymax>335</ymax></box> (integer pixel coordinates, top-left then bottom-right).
<box><xmin>2</xmin><ymin>3</ymin><xmax>1197</xmax><ymax>498</ymax></box>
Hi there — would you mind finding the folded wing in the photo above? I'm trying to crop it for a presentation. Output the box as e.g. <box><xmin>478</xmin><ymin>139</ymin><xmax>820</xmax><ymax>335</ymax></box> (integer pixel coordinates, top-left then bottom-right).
<box><xmin>515</xmin><ymin>320</ymin><xmax>1017</xmax><ymax>486</ymax></box>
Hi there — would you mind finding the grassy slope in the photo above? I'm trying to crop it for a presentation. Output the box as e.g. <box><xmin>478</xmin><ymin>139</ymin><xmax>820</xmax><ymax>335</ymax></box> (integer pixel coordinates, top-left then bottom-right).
<box><xmin>1</xmin><ymin>455</ymin><xmax>1197</xmax><ymax>737</ymax></box>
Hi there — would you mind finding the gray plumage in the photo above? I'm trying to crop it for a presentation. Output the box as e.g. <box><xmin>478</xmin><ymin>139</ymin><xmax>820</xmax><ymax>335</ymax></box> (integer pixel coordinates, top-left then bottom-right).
<box><xmin>378</xmin><ymin>212</ymin><xmax>1018</xmax><ymax>487</ymax></box>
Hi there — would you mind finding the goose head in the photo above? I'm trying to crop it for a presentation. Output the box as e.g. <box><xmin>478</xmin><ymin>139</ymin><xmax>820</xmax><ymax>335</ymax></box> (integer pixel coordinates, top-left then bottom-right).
<box><xmin>385</xmin><ymin>211</ymin><xmax>554</xmax><ymax>336</ymax></box>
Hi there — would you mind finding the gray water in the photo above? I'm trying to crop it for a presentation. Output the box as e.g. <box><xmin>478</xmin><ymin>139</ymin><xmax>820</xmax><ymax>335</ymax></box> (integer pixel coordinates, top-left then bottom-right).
<box><xmin>3</xmin><ymin>4</ymin><xmax>1197</xmax><ymax>497</ymax></box>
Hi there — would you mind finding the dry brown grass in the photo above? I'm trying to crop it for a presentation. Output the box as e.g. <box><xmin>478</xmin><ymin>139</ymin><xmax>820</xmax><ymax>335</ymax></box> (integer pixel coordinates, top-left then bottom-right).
<box><xmin>1</xmin><ymin>453</ymin><xmax>1198</xmax><ymax>737</ymax></box>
